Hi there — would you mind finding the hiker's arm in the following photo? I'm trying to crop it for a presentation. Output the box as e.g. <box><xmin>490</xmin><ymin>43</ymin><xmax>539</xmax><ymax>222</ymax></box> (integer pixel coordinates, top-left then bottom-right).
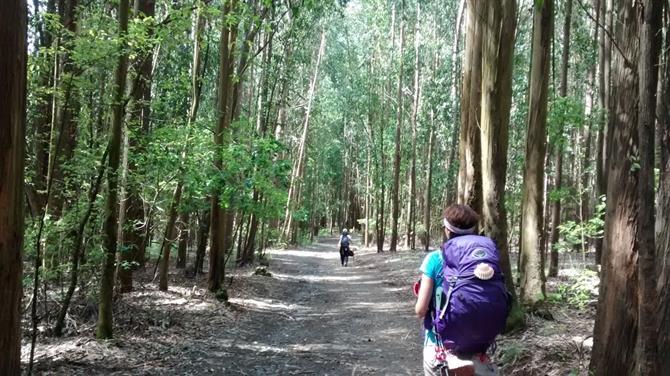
<box><xmin>415</xmin><ymin>274</ymin><xmax>434</xmax><ymax>319</ymax></box>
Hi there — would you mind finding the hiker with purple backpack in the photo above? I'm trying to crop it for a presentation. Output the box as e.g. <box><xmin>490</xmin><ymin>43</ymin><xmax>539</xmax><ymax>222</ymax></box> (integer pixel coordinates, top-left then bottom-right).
<box><xmin>414</xmin><ymin>204</ymin><xmax>509</xmax><ymax>376</ymax></box>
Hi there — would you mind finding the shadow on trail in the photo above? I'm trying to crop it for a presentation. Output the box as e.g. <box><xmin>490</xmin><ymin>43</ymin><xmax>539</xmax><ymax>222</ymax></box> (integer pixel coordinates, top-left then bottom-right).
<box><xmin>215</xmin><ymin>236</ymin><xmax>422</xmax><ymax>376</ymax></box>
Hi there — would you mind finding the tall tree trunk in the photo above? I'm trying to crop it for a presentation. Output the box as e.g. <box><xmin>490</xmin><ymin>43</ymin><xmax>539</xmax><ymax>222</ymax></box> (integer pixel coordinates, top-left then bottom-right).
<box><xmin>157</xmin><ymin>2</ymin><xmax>206</xmax><ymax>291</ymax></box>
<box><xmin>636</xmin><ymin>0</ymin><xmax>662</xmax><ymax>372</ymax></box>
<box><xmin>406</xmin><ymin>3</ymin><xmax>421</xmax><ymax>250</ymax></box>
<box><xmin>590</xmin><ymin>0</ymin><xmax>645</xmax><ymax>372</ymax></box>
<box><xmin>282</xmin><ymin>31</ymin><xmax>326</xmax><ymax>244</ymax></box>
<box><xmin>54</xmin><ymin>149</ymin><xmax>107</xmax><ymax>336</ymax></box>
<box><xmin>31</xmin><ymin>0</ymin><xmax>56</xmax><ymax>214</ymax></box>
<box><xmin>195</xmin><ymin>208</ymin><xmax>210</xmax><ymax>274</ymax></box>
<box><xmin>158</xmin><ymin>184</ymin><xmax>182</xmax><ymax>291</ymax></box>
<box><xmin>520</xmin><ymin>0</ymin><xmax>552</xmax><ymax>305</ymax></box>
<box><xmin>480</xmin><ymin>0</ymin><xmax>520</xmax><ymax>321</ymax></box>
<box><xmin>424</xmin><ymin>110</ymin><xmax>435</xmax><ymax>251</ymax></box>
<box><xmin>548</xmin><ymin>0</ymin><xmax>572</xmax><ymax>277</ymax></box>
<box><xmin>0</xmin><ymin>0</ymin><xmax>27</xmax><ymax>372</ymax></box>
<box><xmin>594</xmin><ymin>0</ymin><xmax>612</xmax><ymax>265</ymax></box>
<box><xmin>365</xmin><ymin>151</ymin><xmax>371</xmax><ymax>247</ymax></box>
<box><xmin>457</xmin><ymin>0</ymin><xmax>483</xmax><ymax>215</ymax></box>
<box><xmin>656</xmin><ymin>2</ymin><xmax>670</xmax><ymax>369</ymax></box>
<box><xmin>97</xmin><ymin>0</ymin><xmax>130</xmax><ymax>340</ymax></box>
<box><xmin>46</xmin><ymin>0</ymin><xmax>80</xmax><ymax>217</ymax></box>
<box><xmin>119</xmin><ymin>0</ymin><xmax>156</xmax><ymax>293</ymax></box>
<box><xmin>377</xmin><ymin>6</ymin><xmax>396</xmax><ymax>254</ymax></box>
<box><xmin>209</xmin><ymin>0</ymin><xmax>238</xmax><ymax>292</ymax></box>
<box><xmin>389</xmin><ymin>17</ymin><xmax>404</xmax><ymax>253</ymax></box>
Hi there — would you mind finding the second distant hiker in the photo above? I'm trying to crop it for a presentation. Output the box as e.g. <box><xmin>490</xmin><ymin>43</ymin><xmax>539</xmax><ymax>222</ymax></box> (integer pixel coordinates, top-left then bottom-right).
<box><xmin>338</xmin><ymin>228</ymin><xmax>352</xmax><ymax>267</ymax></box>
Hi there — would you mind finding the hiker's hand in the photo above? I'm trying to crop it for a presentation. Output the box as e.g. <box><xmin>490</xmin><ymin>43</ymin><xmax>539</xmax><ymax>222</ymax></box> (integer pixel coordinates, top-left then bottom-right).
<box><xmin>415</xmin><ymin>274</ymin><xmax>434</xmax><ymax>319</ymax></box>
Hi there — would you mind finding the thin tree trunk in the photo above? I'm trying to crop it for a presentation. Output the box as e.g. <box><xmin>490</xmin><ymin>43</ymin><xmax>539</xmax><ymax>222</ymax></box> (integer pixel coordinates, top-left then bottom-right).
<box><xmin>656</xmin><ymin>2</ymin><xmax>670</xmax><ymax>369</ymax></box>
<box><xmin>407</xmin><ymin>3</ymin><xmax>421</xmax><ymax>250</ymax></box>
<box><xmin>636</xmin><ymin>0</ymin><xmax>662</xmax><ymax>372</ymax></box>
<box><xmin>54</xmin><ymin>149</ymin><xmax>107</xmax><ymax>336</ymax></box>
<box><xmin>97</xmin><ymin>0</ymin><xmax>130</xmax><ymax>340</ymax></box>
<box><xmin>282</xmin><ymin>31</ymin><xmax>326</xmax><ymax>244</ymax></box>
<box><xmin>158</xmin><ymin>2</ymin><xmax>206</xmax><ymax>291</ymax></box>
<box><xmin>119</xmin><ymin>0</ymin><xmax>156</xmax><ymax>292</ymax></box>
<box><xmin>209</xmin><ymin>0</ymin><xmax>238</xmax><ymax>292</ymax></box>
<box><xmin>389</xmin><ymin>17</ymin><xmax>404</xmax><ymax>253</ymax></box>
<box><xmin>176</xmin><ymin>211</ymin><xmax>190</xmax><ymax>269</ymax></box>
<box><xmin>47</xmin><ymin>0</ymin><xmax>80</xmax><ymax>217</ymax></box>
<box><xmin>31</xmin><ymin>0</ymin><xmax>56</xmax><ymax>214</ymax></box>
<box><xmin>0</xmin><ymin>0</ymin><xmax>27</xmax><ymax>371</ymax></box>
<box><xmin>594</xmin><ymin>0</ymin><xmax>612</xmax><ymax>265</ymax></box>
<box><xmin>548</xmin><ymin>0</ymin><xmax>572</xmax><ymax>278</ymax></box>
<box><xmin>195</xmin><ymin>208</ymin><xmax>209</xmax><ymax>274</ymax></box>
<box><xmin>424</xmin><ymin>110</ymin><xmax>435</xmax><ymax>252</ymax></box>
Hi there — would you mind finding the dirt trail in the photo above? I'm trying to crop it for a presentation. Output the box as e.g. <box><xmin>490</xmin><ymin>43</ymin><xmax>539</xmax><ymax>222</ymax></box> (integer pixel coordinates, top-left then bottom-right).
<box><xmin>209</xmin><ymin>236</ymin><xmax>423</xmax><ymax>375</ymax></box>
<box><xmin>25</xmin><ymin>237</ymin><xmax>426</xmax><ymax>375</ymax></box>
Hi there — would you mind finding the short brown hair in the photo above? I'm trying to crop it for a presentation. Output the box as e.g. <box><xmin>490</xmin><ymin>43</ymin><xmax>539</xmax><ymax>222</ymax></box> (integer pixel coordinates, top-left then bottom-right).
<box><xmin>443</xmin><ymin>204</ymin><xmax>480</xmax><ymax>231</ymax></box>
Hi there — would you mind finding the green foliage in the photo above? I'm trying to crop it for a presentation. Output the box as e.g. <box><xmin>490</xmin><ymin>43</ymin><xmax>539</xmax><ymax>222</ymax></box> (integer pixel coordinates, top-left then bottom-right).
<box><xmin>548</xmin><ymin>96</ymin><xmax>585</xmax><ymax>148</ymax></box>
<box><xmin>555</xmin><ymin>196</ymin><xmax>605</xmax><ymax>253</ymax></box>
<box><xmin>553</xmin><ymin>269</ymin><xmax>600</xmax><ymax>309</ymax></box>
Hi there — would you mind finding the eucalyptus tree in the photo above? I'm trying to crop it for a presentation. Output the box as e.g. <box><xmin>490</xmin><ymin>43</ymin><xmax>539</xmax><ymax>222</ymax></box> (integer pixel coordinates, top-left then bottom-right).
<box><xmin>590</xmin><ymin>0</ymin><xmax>663</xmax><ymax>373</ymax></box>
<box><xmin>97</xmin><ymin>0</ymin><xmax>130</xmax><ymax>340</ymax></box>
<box><xmin>519</xmin><ymin>0</ymin><xmax>552</xmax><ymax>305</ymax></box>
<box><xmin>548</xmin><ymin>0</ymin><xmax>572</xmax><ymax>277</ymax></box>
<box><xmin>657</xmin><ymin>1</ymin><xmax>670</xmax><ymax>369</ymax></box>
<box><xmin>457</xmin><ymin>0</ymin><xmax>482</xmax><ymax>215</ymax></box>
<box><xmin>120</xmin><ymin>0</ymin><xmax>158</xmax><ymax>291</ymax></box>
<box><xmin>478</xmin><ymin>0</ymin><xmax>519</xmax><ymax>321</ymax></box>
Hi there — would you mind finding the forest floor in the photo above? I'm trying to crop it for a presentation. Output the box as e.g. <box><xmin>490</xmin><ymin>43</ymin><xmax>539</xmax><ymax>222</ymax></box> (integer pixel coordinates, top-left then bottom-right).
<box><xmin>22</xmin><ymin>237</ymin><xmax>596</xmax><ymax>375</ymax></box>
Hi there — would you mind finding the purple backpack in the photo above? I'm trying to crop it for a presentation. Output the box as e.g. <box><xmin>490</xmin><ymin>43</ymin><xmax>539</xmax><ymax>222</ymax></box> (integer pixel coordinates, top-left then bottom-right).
<box><xmin>428</xmin><ymin>235</ymin><xmax>510</xmax><ymax>354</ymax></box>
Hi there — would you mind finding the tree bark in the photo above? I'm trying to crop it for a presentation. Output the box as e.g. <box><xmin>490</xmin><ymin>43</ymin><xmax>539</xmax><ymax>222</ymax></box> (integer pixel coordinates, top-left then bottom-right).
<box><xmin>54</xmin><ymin>149</ymin><xmax>107</xmax><ymax>336</ymax></box>
<box><xmin>656</xmin><ymin>2</ymin><xmax>670</xmax><ymax>369</ymax></box>
<box><xmin>209</xmin><ymin>0</ymin><xmax>238</xmax><ymax>292</ymax></box>
<box><xmin>97</xmin><ymin>0</ymin><xmax>130</xmax><ymax>340</ymax></box>
<box><xmin>457</xmin><ymin>0</ymin><xmax>483</xmax><ymax>215</ymax></box>
<box><xmin>389</xmin><ymin>17</ymin><xmax>404</xmax><ymax>253</ymax></box>
<box><xmin>0</xmin><ymin>0</ymin><xmax>27</xmax><ymax>372</ymax></box>
<box><xmin>548</xmin><ymin>0</ymin><xmax>573</xmax><ymax>277</ymax></box>
<box><xmin>479</xmin><ymin>0</ymin><xmax>520</xmax><ymax>315</ymax></box>
<box><xmin>590</xmin><ymin>0</ymin><xmax>645</xmax><ymax>372</ymax></box>
<box><xmin>195</xmin><ymin>209</ymin><xmax>209</xmax><ymax>273</ymax></box>
<box><xmin>31</xmin><ymin>0</ymin><xmax>56</xmax><ymax>214</ymax></box>
<box><xmin>519</xmin><ymin>0</ymin><xmax>552</xmax><ymax>305</ymax></box>
<box><xmin>406</xmin><ymin>3</ymin><xmax>421</xmax><ymax>251</ymax></box>
<box><xmin>119</xmin><ymin>0</ymin><xmax>156</xmax><ymax>293</ymax></box>
<box><xmin>424</xmin><ymin>110</ymin><xmax>435</xmax><ymax>251</ymax></box>
<box><xmin>46</xmin><ymin>0</ymin><xmax>80</xmax><ymax>217</ymax></box>
<box><xmin>282</xmin><ymin>31</ymin><xmax>326</xmax><ymax>244</ymax></box>
<box><xmin>594</xmin><ymin>0</ymin><xmax>612</xmax><ymax>265</ymax></box>
<box><xmin>636</xmin><ymin>0</ymin><xmax>662</xmax><ymax>373</ymax></box>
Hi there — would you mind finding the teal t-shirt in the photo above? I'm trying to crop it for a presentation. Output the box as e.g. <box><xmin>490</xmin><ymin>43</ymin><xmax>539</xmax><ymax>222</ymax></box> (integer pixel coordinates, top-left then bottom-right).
<box><xmin>420</xmin><ymin>250</ymin><xmax>443</xmax><ymax>346</ymax></box>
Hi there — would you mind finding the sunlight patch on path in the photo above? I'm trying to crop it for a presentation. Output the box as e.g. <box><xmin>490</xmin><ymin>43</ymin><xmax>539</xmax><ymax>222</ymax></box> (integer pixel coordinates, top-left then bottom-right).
<box><xmin>272</xmin><ymin>272</ymin><xmax>366</xmax><ymax>283</ymax></box>
<box><xmin>268</xmin><ymin>249</ymin><xmax>338</xmax><ymax>260</ymax></box>
<box><xmin>229</xmin><ymin>297</ymin><xmax>309</xmax><ymax>312</ymax></box>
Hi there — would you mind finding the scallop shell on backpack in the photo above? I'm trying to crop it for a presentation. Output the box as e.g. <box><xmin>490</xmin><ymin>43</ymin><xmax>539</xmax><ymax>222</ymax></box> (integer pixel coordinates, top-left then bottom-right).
<box><xmin>474</xmin><ymin>263</ymin><xmax>494</xmax><ymax>280</ymax></box>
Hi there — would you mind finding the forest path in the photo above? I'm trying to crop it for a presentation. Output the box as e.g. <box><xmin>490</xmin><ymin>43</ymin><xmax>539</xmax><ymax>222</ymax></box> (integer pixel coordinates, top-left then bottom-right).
<box><xmin>25</xmin><ymin>237</ymin><xmax>426</xmax><ymax>375</ymax></box>
<box><xmin>199</xmin><ymin>236</ymin><xmax>423</xmax><ymax>375</ymax></box>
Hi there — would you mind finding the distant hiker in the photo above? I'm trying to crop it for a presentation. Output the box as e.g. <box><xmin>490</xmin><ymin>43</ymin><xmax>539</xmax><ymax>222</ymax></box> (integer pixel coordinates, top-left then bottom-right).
<box><xmin>414</xmin><ymin>204</ymin><xmax>509</xmax><ymax>376</ymax></box>
<box><xmin>338</xmin><ymin>228</ymin><xmax>352</xmax><ymax>267</ymax></box>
